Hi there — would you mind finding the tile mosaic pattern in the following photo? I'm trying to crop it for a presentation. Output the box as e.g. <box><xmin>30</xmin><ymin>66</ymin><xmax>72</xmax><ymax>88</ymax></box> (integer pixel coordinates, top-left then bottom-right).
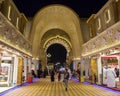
<box><xmin>1</xmin><ymin>77</ymin><xmax>120</xmax><ymax>96</ymax></box>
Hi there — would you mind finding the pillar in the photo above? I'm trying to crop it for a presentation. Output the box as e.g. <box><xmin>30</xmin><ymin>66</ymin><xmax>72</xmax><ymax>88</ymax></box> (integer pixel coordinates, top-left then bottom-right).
<box><xmin>84</xmin><ymin>58</ymin><xmax>90</xmax><ymax>80</ymax></box>
<box><xmin>73</xmin><ymin>58</ymin><xmax>81</xmax><ymax>70</ymax></box>
<box><xmin>97</xmin><ymin>56</ymin><xmax>102</xmax><ymax>85</ymax></box>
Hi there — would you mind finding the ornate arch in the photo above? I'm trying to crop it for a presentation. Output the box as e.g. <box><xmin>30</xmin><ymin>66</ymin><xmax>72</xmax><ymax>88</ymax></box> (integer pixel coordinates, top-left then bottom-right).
<box><xmin>43</xmin><ymin>35</ymin><xmax>72</xmax><ymax>53</ymax></box>
<box><xmin>30</xmin><ymin>4</ymin><xmax>83</xmax><ymax>59</ymax></box>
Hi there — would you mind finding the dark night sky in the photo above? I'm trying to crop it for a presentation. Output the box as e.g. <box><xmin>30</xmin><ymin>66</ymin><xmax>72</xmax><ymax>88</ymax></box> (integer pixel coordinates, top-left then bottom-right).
<box><xmin>13</xmin><ymin>0</ymin><xmax>108</xmax><ymax>18</ymax></box>
<box><xmin>47</xmin><ymin>44</ymin><xmax>67</xmax><ymax>64</ymax></box>
<box><xmin>13</xmin><ymin>0</ymin><xmax>108</xmax><ymax>63</ymax></box>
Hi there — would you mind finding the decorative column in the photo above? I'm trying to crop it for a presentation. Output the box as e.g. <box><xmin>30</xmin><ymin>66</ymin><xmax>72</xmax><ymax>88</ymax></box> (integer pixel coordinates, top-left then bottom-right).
<box><xmin>28</xmin><ymin>58</ymin><xmax>32</xmax><ymax>72</ymax></box>
<box><xmin>32</xmin><ymin>59</ymin><xmax>39</xmax><ymax>71</ymax></box>
<box><xmin>80</xmin><ymin>58</ymin><xmax>85</xmax><ymax>76</ymax></box>
<box><xmin>116</xmin><ymin>54</ymin><xmax>120</xmax><ymax>88</ymax></box>
<box><xmin>97</xmin><ymin>56</ymin><xmax>102</xmax><ymax>85</ymax></box>
<box><xmin>41</xmin><ymin>52</ymin><xmax>47</xmax><ymax>70</ymax></box>
<box><xmin>73</xmin><ymin>58</ymin><xmax>80</xmax><ymax>70</ymax></box>
<box><xmin>66</xmin><ymin>52</ymin><xmax>70</xmax><ymax>68</ymax></box>
<box><xmin>23</xmin><ymin>57</ymin><xmax>27</xmax><ymax>81</ymax></box>
<box><xmin>84</xmin><ymin>58</ymin><xmax>90</xmax><ymax>80</ymax></box>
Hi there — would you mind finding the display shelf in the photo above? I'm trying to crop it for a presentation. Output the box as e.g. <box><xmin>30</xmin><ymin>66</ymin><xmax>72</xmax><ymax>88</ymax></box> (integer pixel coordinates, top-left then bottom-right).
<box><xmin>0</xmin><ymin>63</ymin><xmax>11</xmax><ymax>86</ymax></box>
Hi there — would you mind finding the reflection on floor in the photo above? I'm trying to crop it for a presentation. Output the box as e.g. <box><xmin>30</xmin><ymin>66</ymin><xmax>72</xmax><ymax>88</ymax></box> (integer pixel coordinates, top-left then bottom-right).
<box><xmin>0</xmin><ymin>76</ymin><xmax>120</xmax><ymax>96</ymax></box>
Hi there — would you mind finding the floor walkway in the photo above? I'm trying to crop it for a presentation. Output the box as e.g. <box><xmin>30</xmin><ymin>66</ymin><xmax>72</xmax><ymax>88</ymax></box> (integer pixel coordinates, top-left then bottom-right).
<box><xmin>1</xmin><ymin>76</ymin><xmax>120</xmax><ymax>96</ymax></box>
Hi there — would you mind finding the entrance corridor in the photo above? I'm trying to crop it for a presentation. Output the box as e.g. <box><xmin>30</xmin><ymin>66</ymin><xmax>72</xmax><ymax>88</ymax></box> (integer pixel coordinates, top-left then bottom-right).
<box><xmin>1</xmin><ymin>76</ymin><xmax>120</xmax><ymax>96</ymax></box>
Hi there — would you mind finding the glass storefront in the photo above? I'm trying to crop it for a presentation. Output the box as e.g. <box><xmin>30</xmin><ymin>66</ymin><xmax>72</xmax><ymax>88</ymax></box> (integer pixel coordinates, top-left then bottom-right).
<box><xmin>0</xmin><ymin>45</ymin><xmax>22</xmax><ymax>88</ymax></box>
<box><xmin>0</xmin><ymin>57</ymin><xmax>14</xmax><ymax>87</ymax></box>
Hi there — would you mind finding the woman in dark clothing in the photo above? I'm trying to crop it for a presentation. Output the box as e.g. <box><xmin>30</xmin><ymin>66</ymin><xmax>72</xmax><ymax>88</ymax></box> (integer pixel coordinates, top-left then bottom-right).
<box><xmin>114</xmin><ymin>68</ymin><xmax>119</xmax><ymax>77</ymax></box>
<box><xmin>31</xmin><ymin>70</ymin><xmax>36</xmax><ymax>78</ymax></box>
<box><xmin>51</xmin><ymin>69</ymin><xmax>55</xmax><ymax>82</ymax></box>
<box><xmin>58</xmin><ymin>71</ymin><xmax>61</xmax><ymax>81</ymax></box>
<box><xmin>43</xmin><ymin>69</ymin><xmax>47</xmax><ymax>78</ymax></box>
<box><xmin>94</xmin><ymin>73</ymin><xmax>97</xmax><ymax>84</ymax></box>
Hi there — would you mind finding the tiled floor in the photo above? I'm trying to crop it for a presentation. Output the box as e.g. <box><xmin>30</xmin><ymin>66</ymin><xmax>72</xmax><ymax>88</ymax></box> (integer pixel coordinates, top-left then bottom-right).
<box><xmin>0</xmin><ymin>87</ymin><xmax>13</xmax><ymax>93</ymax></box>
<box><xmin>1</xmin><ymin>76</ymin><xmax>120</xmax><ymax>96</ymax></box>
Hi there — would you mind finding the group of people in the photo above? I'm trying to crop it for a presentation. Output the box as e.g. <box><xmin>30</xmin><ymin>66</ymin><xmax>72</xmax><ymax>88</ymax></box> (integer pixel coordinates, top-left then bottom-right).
<box><xmin>31</xmin><ymin>68</ymin><xmax>48</xmax><ymax>79</ymax></box>
<box><xmin>104</xmin><ymin>66</ymin><xmax>119</xmax><ymax>88</ymax></box>
<box><xmin>31</xmin><ymin>68</ymin><xmax>70</xmax><ymax>91</ymax></box>
<box><xmin>50</xmin><ymin>69</ymin><xmax>70</xmax><ymax>91</ymax></box>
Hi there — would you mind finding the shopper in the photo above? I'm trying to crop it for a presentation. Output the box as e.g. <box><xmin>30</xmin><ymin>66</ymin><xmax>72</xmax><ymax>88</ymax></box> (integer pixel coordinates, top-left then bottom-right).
<box><xmin>31</xmin><ymin>70</ymin><xmax>36</xmax><ymax>78</ymax></box>
<box><xmin>114</xmin><ymin>68</ymin><xmax>119</xmax><ymax>77</ymax></box>
<box><xmin>94</xmin><ymin>73</ymin><xmax>97</xmax><ymax>84</ymax></box>
<box><xmin>106</xmin><ymin>66</ymin><xmax>116</xmax><ymax>87</ymax></box>
<box><xmin>58</xmin><ymin>71</ymin><xmax>61</xmax><ymax>82</ymax></box>
<box><xmin>64</xmin><ymin>69</ymin><xmax>69</xmax><ymax>91</ymax></box>
<box><xmin>51</xmin><ymin>69</ymin><xmax>55</xmax><ymax>82</ymax></box>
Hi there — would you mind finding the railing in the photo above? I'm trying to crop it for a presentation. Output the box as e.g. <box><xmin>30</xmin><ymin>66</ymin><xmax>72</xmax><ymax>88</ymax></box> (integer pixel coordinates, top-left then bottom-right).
<box><xmin>82</xmin><ymin>21</ymin><xmax>120</xmax><ymax>57</ymax></box>
<box><xmin>0</xmin><ymin>12</ymin><xmax>32</xmax><ymax>56</ymax></box>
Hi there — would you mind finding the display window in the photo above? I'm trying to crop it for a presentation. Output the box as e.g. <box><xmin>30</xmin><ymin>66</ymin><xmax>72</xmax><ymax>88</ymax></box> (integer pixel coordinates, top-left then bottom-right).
<box><xmin>0</xmin><ymin>63</ymin><xmax>13</xmax><ymax>87</ymax></box>
<box><xmin>101</xmin><ymin>55</ymin><xmax>119</xmax><ymax>88</ymax></box>
<box><xmin>0</xmin><ymin>66</ymin><xmax>9</xmax><ymax>82</ymax></box>
<box><xmin>0</xmin><ymin>44</ymin><xmax>31</xmax><ymax>93</ymax></box>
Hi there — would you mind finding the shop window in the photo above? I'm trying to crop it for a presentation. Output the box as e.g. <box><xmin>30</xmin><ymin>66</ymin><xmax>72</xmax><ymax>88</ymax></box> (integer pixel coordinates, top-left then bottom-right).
<box><xmin>96</xmin><ymin>18</ymin><xmax>101</xmax><ymax>30</ymax></box>
<box><xmin>104</xmin><ymin>9</ymin><xmax>111</xmax><ymax>23</ymax></box>
<box><xmin>8</xmin><ymin>5</ymin><xmax>11</xmax><ymax>20</ymax></box>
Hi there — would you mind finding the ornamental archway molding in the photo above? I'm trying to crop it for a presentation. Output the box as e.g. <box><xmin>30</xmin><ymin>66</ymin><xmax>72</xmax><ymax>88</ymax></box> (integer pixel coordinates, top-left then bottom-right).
<box><xmin>43</xmin><ymin>35</ymin><xmax>72</xmax><ymax>53</ymax></box>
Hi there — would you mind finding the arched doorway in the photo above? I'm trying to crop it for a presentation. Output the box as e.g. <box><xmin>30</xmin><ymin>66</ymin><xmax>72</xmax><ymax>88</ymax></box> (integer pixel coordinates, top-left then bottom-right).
<box><xmin>46</xmin><ymin>43</ymin><xmax>67</xmax><ymax>70</ymax></box>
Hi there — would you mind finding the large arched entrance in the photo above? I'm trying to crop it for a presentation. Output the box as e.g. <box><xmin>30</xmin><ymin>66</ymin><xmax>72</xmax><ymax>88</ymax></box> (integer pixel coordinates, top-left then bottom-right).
<box><xmin>46</xmin><ymin>43</ymin><xmax>67</xmax><ymax>70</ymax></box>
<box><xmin>30</xmin><ymin>4</ymin><xmax>84</xmax><ymax>69</ymax></box>
<box><xmin>47</xmin><ymin>43</ymin><xmax>67</xmax><ymax>64</ymax></box>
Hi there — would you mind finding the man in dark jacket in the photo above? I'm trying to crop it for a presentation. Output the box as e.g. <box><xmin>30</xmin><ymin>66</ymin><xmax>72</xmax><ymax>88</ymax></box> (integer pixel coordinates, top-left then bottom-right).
<box><xmin>64</xmin><ymin>69</ymin><xmax>69</xmax><ymax>91</ymax></box>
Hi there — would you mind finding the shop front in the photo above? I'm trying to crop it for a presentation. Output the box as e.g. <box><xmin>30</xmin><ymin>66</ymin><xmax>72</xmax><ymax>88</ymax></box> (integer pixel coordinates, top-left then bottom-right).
<box><xmin>86</xmin><ymin>51</ymin><xmax>120</xmax><ymax>89</ymax></box>
<box><xmin>81</xmin><ymin>22</ymin><xmax>120</xmax><ymax>89</ymax></box>
<box><xmin>0</xmin><ymin>45</ymin><xmax>23</xmax><ymax>87</ymax></box>
<box><xmin>0</xmin><ymin>56</ymin><xmax>14</xmax><ymax>87</ymax></box>
<box><xmin>0</xmin><ymin>44</ymin><xmax>32</xmax><ymax>93</ymax></box>
<box><xmin>101</xmin><ymin>54</ymin><xmax>119</xmax><ymax>88</ymax></box>
<box><xmin>82</xmin><ymin>51</ymin><xmax>120</xmax><ymax>88</ymax></box>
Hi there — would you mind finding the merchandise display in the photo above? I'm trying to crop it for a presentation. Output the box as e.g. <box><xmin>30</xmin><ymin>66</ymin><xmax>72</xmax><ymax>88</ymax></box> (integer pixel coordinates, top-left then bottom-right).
<box><xmin>0</xmin><ymin>63</ymin><xmax>10</xmax><ymax>86</ymax></box>
<box><xmin>0</xmin><ymin>57</ymin><xmax>14</xmax><ymax>87</ymax></box>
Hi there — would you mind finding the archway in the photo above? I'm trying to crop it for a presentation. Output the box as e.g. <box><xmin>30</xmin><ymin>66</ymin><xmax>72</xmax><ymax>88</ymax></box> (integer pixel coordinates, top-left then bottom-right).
<box><xmin>46</xmin><ymin>43</ymin><xmax>67</xmax><ymax>69</ymax></box>
<box><xmin>30</xmin><ymin>4</ymin><xmax>83</xmax><ymax>69</ymax></box>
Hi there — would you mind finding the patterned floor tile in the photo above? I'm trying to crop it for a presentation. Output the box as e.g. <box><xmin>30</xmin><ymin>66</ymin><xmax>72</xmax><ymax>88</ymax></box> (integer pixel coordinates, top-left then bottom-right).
<box><xmin>1</xmin><ymin>76</ymin><xmax>120</xmax><ymax>96</ymax></box>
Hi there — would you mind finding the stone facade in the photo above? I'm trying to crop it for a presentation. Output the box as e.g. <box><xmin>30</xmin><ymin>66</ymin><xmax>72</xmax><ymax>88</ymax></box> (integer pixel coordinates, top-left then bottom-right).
<box><xmin>82</xmin><ymin>0</ymin><xmax>120</xmax><ymax>57</ymax></box>
<box><xmin>0</xmin><ymin>0</ymin><xmax>32</xmax><ymax>56</ymax></box>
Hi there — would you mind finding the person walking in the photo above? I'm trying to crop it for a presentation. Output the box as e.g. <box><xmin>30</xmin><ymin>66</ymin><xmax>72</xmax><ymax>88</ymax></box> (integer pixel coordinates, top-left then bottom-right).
<box><xmin>94</xmin><ymin>73</ymin><xmax>97</xmax><ymax>84</ymax></box>
<box><xmin>51</xmin><ymin>69</ymin><xmax>55</xmax><ymax>82</ymax></box>
<box><xmin>58</xmin><ymin>71</ymin><xmax>61</xmax><ymax>82</ymax></box>
<box><xmin>64</xmin><ymin>69</ymin><xmax>69</xmax><ymax>91</ymax></box>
